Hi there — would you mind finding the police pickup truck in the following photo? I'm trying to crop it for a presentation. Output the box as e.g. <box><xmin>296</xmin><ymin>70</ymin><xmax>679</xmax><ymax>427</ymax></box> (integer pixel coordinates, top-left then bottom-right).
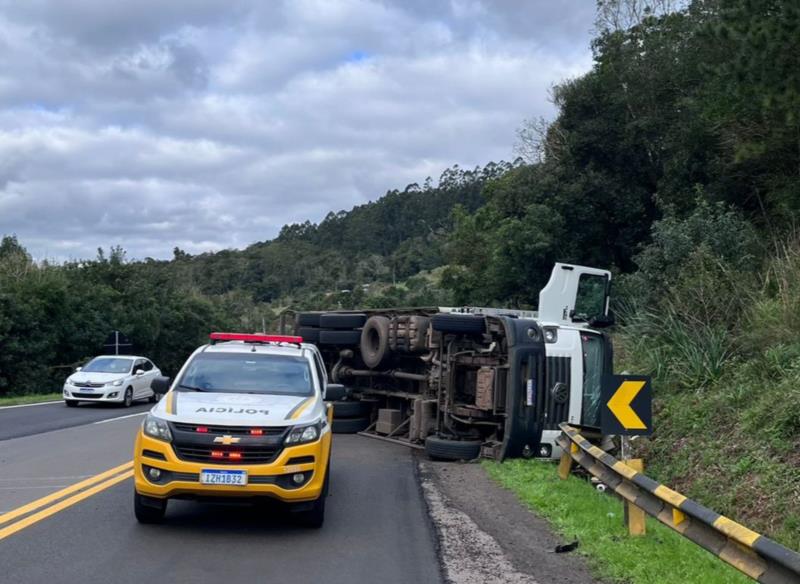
<box><xmin>133</xmin><ymin>333</ymin><xmax>333</xmax><ymax>527</ymax></box>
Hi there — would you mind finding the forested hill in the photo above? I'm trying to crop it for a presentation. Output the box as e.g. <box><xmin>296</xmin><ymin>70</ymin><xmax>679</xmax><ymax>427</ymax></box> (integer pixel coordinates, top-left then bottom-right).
<box><xmin>178</xmin><ymin>161</ymin><xmax>514</xmax><ymax>305</ymax></box>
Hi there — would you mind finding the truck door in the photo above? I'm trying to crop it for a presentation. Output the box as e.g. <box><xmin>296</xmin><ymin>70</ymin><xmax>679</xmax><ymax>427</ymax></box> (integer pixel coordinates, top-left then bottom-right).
<box><xmin>538</xmin><ymin>264</ymin><xmax>612</xmax><ymax>325</ymax></box>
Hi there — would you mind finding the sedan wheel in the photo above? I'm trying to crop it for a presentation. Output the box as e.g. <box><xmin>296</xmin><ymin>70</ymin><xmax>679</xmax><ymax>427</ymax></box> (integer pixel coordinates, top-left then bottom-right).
<box><xmin>123</xmin><ymin>387</ymin><xmax>133</xmax><ymax>408</ymax></box>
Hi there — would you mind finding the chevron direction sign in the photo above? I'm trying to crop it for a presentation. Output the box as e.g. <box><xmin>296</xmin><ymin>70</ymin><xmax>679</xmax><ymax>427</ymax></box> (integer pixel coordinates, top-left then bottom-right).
<box><xmin>601</xmin><ymin>375</ymin><xmax>652</xmax><ymax>436</ymax></box>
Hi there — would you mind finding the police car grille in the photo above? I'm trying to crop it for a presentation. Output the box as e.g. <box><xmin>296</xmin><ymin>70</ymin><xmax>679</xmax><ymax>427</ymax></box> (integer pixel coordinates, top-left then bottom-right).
<box><xmin>172</xmin><ymin>445</ymin><xmax>281</xmax><ymax>464</ymax></box>
<box><xmin>172</xmin><ymin>423</ymin><xmax>287</xmax><ymax>436</ymax></box>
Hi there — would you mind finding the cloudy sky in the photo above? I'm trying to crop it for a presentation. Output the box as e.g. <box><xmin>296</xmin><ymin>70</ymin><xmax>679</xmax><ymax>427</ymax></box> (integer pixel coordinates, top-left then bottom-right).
<box><xmin>0</xmin><ymin>0</ymin><xmax>596</xmax><ymax>261</ymax></box>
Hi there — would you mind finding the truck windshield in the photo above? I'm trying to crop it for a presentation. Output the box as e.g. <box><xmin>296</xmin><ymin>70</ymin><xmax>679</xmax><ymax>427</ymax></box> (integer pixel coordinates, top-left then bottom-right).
<box><xmin>82</xmin><ymin>358</ymin><xmax>133</xmax><ymax>374</ymax></box>
<box><xmin>177</xmin><ymin>353</ymin><xmax>313</xmax><ymax>396</ymax></box>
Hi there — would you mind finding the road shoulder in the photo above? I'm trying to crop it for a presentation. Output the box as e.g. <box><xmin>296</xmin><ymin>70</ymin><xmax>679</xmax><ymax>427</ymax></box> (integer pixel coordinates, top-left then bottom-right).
<box><xmin>418</xmin><ymin>456</ymin><xmax>601</xmax><ymax>584</ymax></box>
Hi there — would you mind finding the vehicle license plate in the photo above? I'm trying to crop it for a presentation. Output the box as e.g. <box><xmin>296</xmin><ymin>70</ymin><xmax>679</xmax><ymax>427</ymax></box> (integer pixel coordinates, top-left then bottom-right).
<box><xmin>200</xmin><ymin>469</ymin><xmax>248</xmax><ymax>486</ymax></box>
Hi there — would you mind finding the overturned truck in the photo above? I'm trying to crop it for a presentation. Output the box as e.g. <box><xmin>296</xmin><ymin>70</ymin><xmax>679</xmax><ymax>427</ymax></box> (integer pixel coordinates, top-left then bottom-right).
<box><xmin>286</xmin><ymin>264</ymin><xmax>614</xmax><ymax>461</ymax></box>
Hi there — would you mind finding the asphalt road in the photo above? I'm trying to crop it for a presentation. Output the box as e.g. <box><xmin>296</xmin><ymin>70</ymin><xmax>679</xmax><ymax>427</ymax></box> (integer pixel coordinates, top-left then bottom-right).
<box><xmin>0</xmin><ymin>400</ymin><xmax>154</xmax><ymax>441</ymax></box>
<box><xmin>0</xmin><ymin>408</ymin><xmax>442</xmax><ymax>584</ymax></box>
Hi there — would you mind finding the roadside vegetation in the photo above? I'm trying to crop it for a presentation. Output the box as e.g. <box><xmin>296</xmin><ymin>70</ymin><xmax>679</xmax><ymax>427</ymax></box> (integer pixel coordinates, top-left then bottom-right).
<box><xmin>0</xmin><ymin>0</ymin><xmax>797</xmax><ymax>553</ymax></box>
<box><xmin>0</xmin><ymin>393</ymin><xmax>63</xmax><ymax>407</ymax></box>
<box><xmin>485</xmin><ymin>460</ymin><xmax>751</xmax><ymax>584</ymax></box>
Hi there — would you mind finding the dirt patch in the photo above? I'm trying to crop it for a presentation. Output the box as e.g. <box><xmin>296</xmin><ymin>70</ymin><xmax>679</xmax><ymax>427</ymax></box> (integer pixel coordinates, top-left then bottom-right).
<box><xmin>418</xmin><ymin>456</ymin><xmax>602</xmax><ymax>584</ymax></box>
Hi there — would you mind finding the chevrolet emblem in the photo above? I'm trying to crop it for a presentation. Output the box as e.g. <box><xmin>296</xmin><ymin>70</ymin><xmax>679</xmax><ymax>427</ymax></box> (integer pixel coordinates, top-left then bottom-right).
<box><xmin>213</xmin><ymin>435</ymin><xmax>241</xmax><ymax>445</ymax></box>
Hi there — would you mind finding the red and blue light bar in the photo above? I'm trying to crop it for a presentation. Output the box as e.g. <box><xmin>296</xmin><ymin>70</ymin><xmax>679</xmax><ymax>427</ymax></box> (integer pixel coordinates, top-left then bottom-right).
<box><xmin>209</xmin><ymin>332</ymin><xmax>304</xmax><ymax>344</ymax></box>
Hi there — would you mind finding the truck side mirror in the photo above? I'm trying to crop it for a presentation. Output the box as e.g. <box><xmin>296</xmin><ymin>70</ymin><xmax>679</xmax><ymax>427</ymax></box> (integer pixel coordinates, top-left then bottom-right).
<box><xmin>151</xmin><ymin>376</ymin><xmax>172</xmax><ymax>395</ymax></box>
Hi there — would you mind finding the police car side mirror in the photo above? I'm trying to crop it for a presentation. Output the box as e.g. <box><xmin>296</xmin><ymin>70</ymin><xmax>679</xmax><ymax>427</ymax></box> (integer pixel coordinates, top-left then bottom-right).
<box><xmin>324</xmin><ymin>384</ymin><xmax>348</xmax><ymax>402</ymax></box>
<box><xmin>151</xmin><ymin>376</ymin><xmax>171</xmax><ymax>395</ymax></box>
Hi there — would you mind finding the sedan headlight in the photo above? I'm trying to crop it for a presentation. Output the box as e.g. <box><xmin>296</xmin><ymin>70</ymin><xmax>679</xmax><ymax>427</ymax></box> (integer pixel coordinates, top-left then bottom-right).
<box><xmin>143</xmin><ymin>415</ymin><xmax>172</xmax><ymax>442</ymax></box>
<box><xmin>109</xmin><ymin>379</ymin><xmax>124</xmax><ymax>387</ymax></box>
<box><xmin>284</xmin><ymin>420</ymin><xmax>325</xmax><ymax>446</ymax></box>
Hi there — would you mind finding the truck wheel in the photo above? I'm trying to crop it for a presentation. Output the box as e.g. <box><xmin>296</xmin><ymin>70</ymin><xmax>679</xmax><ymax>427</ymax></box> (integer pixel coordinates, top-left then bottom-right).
<box><xmin>134</xmin><ymin>491</ymin><xmax>167</xmax><ymax>524</ymax></box>
<box><xmin>296</xmin><ymin>312</ymin><xmax>322</xmax><ymax>327</ymax></box>
<box><xmin>360</xmin><ymin>316</ymin><xmax>390</xmax><ymax>369</ymax></box>
<box><xmin>332</xmin><ymin>416</ymin><xmax>370</xmax><ymax>434</ymax></box>
<box><xmin>331</xmin><ymin>400</ymin><xmax>369</xmax><ymax>419</ymax></box>
<box><xmin>297</xmin><ymin>327</ymin><xmax>320</xmax><ymax>343</ymax></box>
<box><xmin>319</xmin><ymin>330</ymin><xmax>361</xmax><ymax>346</ymax></box>
<box><xmin>319</xmin><ymin>313</ymin><xmax>367</xmax><ymax>329</ymax></box>
<box><xmin>424</xmin><ymin>436</ymin><xmax>482</xmax><ymax>461</ymax></box>
<box><xmin>431</xmin><ymin>314</ymin><xmax>486</xmax><ymax>335</ymax></box>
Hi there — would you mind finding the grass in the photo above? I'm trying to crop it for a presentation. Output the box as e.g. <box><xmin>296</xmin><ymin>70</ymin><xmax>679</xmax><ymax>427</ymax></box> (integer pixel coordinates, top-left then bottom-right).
<box><xmin>484</xmin><ymin>459</ymin><xmax>752</xmax><ymax>584</ymax></box>
<box><xmin>0</xmin><ymin>393</ymin><xmax>63</xmax><ymax>407</ymax></box>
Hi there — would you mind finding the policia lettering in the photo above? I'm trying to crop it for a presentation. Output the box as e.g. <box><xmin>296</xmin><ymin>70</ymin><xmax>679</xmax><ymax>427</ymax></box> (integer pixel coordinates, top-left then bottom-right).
<box><xmin>194</xmin><ymin>407</ymin><xmax>270</xmax><ymax>415</ymax></box>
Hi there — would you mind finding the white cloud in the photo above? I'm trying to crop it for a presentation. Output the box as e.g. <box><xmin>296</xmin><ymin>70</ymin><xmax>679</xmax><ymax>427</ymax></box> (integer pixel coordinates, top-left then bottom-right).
<box><xmin>0</xmin><ymin>0</ymin><xmax>596</xmax><ymax>261</ymax></box>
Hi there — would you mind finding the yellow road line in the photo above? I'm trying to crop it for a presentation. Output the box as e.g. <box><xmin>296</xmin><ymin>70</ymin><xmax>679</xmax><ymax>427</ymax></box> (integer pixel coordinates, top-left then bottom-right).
<box><xmin>0</xmin><ymin>469</ymin><xmax>133</xmax><ymax>541</ymax></box>
<box><xmin>0</xmin><ymin>461</ymin><xmax>133</xmax><ymax>527</ymax></box>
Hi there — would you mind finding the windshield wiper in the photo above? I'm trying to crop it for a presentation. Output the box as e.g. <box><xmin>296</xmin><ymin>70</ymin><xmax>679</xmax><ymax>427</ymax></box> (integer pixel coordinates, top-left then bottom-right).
<box><xmin>177</xmin><ymin>384</ymin><xmax>206</xmax><ymax>392</ymax></box>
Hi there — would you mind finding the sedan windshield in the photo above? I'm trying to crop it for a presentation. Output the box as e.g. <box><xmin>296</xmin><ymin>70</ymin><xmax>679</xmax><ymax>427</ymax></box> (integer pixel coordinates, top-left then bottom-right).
<box><xmin>82</xmin><ymin>357</ymin><xmax>133</xmax><ymax>374</ymax></box>
<box><xmin>177</xmin><ymin>353</ymin><xmax>313</xmax><ymax>396</ymax></box>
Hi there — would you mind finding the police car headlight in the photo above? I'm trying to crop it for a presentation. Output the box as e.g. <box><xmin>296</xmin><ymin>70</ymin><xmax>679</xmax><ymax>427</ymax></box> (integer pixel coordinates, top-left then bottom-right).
<box><xmin>284</xmin><ymin>420</ymin><xmax>324</xmax><ymax>446</ymax></box>
<box><xmin>143</xmin><ymin>415</ymin><xmax>172</xmax><ymax>442</ymax></box>
<box><xmin>109</xmin><ymin>379</ymin><xmax>124</xmax><ymax>387</ymax></box>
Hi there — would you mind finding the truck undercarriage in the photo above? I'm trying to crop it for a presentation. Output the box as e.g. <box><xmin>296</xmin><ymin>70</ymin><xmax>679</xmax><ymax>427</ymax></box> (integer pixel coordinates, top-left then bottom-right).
<box><xmin>283</xmin><ymin>263</ymin><xmax>614</xmax><ymax>461</ymax></box>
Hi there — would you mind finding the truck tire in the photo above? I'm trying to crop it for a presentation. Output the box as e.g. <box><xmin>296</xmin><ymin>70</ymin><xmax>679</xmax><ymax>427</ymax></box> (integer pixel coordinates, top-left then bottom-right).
<box><xmin>319</xmin><ymin>313</ymin><xmax>367</xmax><ymax>329</ymax></box>
<box><xmin>297</xmin><ymin>327</ymin><xmax>320</xmax><ymax>343</ymax></box>
<box><xmin>296</xmin><ymin>312</ymin><xmax>322</xmax><ymax>327</ymax></box>
<box><xmin>331</xmin><ymin>400</ymin><xmax>370</xmax><ymax>419</ymax></box>
<box><xmin>332</xmin><ymin>416</ymin><xmax>370</xmax><ymax>434</ymax></box>
<box><xmin>324</xmin><ymin>384</ymin><xmax>348</xmax><ymax>402</ymax></box>
<box><xmin>431</xmin><ymin>313</ymin><xmax>485</xmax><ymax>335</ymax></box>
<box><xmin>360</xmin><ymin>316</ymin><xmax>390</xmax><ymax>369</ymax></box>
<box><xmin>424</xmin><ymin>436</ymin><xmax>482</xmax><ymax>461</ymax></box>
<box><xmin>319</xmin><ymin>330</ymin><xmax>361</xmax><ymax>346</ymax></box>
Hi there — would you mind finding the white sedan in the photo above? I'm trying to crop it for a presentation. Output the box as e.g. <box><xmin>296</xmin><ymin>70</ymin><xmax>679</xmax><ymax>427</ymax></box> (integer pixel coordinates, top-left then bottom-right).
<box><xmin>63</xmin><ymin>356</ymin><xmax>162</xmax><ymax>407</ymax></box>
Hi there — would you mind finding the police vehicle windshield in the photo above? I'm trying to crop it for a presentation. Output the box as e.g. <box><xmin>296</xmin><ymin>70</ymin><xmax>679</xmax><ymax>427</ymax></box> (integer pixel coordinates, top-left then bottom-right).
<box><xmin>177</xmin><ymin>353</ymin><xmax>313</xmax><ymax>396</ymax></box>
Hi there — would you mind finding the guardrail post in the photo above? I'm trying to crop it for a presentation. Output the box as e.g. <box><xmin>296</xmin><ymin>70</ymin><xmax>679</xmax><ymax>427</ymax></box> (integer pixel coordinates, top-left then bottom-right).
<box><xmin>558</xmin><ymin>442</ymin><xmax>577</xmax><ymax>480</ymax></box>
<box><xmin>624</xmin><ymin>458</ymin><xmax>646</xmax><ymax>536</ymax></box>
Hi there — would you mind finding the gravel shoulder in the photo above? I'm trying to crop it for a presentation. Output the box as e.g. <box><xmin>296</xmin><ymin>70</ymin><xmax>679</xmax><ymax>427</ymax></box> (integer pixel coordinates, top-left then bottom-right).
<box><xmin>418</xmin><ymin>456</ymin><xmax>602</xmax><ymax>584</ymax></box>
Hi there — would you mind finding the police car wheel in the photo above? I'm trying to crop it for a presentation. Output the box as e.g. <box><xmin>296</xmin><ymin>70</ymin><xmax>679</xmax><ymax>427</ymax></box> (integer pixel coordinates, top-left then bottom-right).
<box><xmin>123</xmin><ymin>387</ymin><xmax>133</xmax><ymax>408</ymax></box>
<box><xmin>297</xmin><ymin>471</ymin><xmax>327</xmax><ymax>528</ymax></box>
<box><xmin>65</xmin><ymin>400</ymin><xmax>78</xmax><ymax>408</ymax></box>
<box><xmin>134</xmin><ymin>492</ymin><xmax>167</xmax><ymax>524</ymax></box>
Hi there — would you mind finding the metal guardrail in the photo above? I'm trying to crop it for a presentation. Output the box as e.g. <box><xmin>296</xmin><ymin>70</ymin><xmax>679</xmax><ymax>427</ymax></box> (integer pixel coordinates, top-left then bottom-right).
<box><xmin>557</xmin><ymin>423</ymin><xmax>800</xmax><ymax>584</ymax></box>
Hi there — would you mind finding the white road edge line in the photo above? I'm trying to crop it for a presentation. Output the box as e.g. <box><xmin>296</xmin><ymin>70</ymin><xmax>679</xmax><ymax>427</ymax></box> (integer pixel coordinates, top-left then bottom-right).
<box><xmin>0</xmin><ymin>400</ymin><xmax>62</xmax><ymax>410</ymax></box>
<box><xmin>93</xmin><ymin>412</ymin><xmax>148</xmax><ymax>424</ymax></box>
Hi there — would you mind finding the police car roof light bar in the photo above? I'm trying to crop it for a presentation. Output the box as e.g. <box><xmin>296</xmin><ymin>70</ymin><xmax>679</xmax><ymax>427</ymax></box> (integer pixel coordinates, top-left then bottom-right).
<box><xmin>209</xmin><ymin>332</ymin><xmax>304</xmax><ymax>345</ymax></box>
